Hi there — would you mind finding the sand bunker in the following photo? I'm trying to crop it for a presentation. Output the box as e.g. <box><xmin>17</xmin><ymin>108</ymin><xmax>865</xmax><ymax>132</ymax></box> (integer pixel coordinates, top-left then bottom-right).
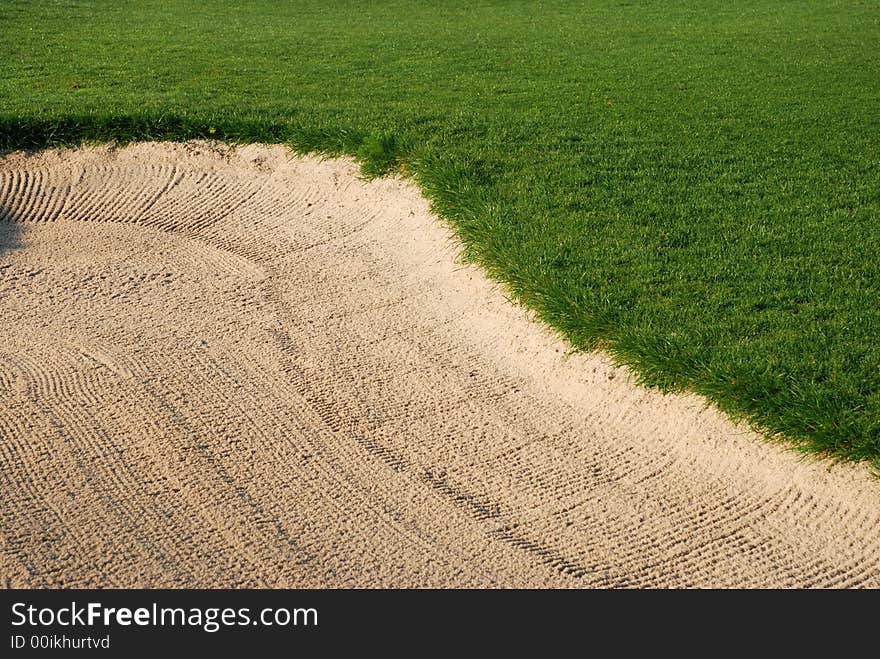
<box><xmin>1</xmin><ymin>141</ymin><xmax>879</xmax><ymax>588</ymax></box>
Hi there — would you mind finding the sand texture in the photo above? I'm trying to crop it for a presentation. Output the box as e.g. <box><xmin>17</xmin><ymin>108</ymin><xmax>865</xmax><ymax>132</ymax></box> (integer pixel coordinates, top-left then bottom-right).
<box><xmin>1</xmin><ymin>142</ymin><xmax>878</xmax><ymax>588</ymax></box>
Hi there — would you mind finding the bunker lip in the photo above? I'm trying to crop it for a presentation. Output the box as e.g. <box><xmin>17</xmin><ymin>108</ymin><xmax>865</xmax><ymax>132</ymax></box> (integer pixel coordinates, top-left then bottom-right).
<box><xmin>1</xmin><ymin>141</ymin><xmax>878</xmax><ymax>588</ymax></box>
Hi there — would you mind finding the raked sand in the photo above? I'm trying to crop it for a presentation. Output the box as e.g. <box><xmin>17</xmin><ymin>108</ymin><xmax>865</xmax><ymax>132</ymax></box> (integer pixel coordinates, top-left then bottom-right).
<box><xmin>1</xmin><ymin>141</ymin><xmax>878</xmax><ymax>588</ymax></box>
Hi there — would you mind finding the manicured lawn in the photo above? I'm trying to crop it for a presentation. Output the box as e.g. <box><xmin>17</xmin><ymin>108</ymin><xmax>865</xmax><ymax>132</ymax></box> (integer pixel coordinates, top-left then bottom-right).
<box><xmin>2</xmin><ymin>0</ymin><xmax>879</xmax><ymax>468</ymax></box>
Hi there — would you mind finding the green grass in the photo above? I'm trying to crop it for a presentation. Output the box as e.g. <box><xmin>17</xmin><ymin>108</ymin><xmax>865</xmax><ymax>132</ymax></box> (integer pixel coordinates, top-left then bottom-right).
<box><xmin>2</xmin><ymin>0</ymin><xmax>879</xmax><ymax>469</ymax></box>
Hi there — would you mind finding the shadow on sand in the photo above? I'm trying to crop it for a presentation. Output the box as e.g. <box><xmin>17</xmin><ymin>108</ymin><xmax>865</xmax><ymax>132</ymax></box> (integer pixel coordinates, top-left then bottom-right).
<box><xmin>0</xmin><ymin>203</ymin><xmax>24</xmax><ymax>259</ymax></box>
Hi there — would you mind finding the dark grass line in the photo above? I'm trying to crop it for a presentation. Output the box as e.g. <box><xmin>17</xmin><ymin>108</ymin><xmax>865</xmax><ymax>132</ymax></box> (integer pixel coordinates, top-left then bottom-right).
<box><xmin>0</xmin><ymin>114</ymin><xmax>361</xmax><ymax>157</ymax></box>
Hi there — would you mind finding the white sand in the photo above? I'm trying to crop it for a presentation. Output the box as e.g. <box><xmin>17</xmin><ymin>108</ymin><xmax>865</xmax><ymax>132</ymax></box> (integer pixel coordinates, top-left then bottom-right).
<box><xmin>1</xmin><ymin>141</ymin><xmax>878</xmax><ymax>588</ymax></box>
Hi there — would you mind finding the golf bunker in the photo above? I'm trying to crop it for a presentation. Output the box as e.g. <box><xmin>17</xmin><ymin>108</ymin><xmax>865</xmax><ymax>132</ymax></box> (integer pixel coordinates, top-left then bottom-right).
<box><xmin>1</xmin><ymin>141</ymin><xmax>879</xmax><ymax>587</ymax></box>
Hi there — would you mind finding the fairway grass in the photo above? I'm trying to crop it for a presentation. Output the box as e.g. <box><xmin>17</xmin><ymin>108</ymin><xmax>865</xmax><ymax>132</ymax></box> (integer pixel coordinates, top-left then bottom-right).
<box><xmin>1</xmin><ymin>0</ymin><xmax>879</xmax><ymax>469</ymax></box>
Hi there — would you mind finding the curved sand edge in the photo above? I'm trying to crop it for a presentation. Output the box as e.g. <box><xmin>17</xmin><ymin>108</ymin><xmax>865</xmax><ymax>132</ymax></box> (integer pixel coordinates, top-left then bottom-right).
<box><xmin>1</xmin><ymin>141</ymin><xmax>878</xmax><ymax>587</ymax></box>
